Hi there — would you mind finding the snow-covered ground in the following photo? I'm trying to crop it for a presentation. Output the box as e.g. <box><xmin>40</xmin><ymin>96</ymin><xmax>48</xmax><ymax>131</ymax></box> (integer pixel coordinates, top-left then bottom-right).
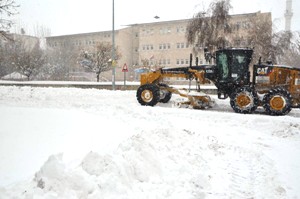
<box><xmin>0</xmin><ymin>86</ymin><xmax>299</xmax><ymax>199</ymax></box>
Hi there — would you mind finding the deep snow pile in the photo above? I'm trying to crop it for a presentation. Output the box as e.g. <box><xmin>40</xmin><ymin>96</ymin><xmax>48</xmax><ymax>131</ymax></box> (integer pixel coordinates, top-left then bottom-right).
<box><xmin>0</xmin><ymin>86</ymin><xmax>299</xmax><ymax>199</ymax></box>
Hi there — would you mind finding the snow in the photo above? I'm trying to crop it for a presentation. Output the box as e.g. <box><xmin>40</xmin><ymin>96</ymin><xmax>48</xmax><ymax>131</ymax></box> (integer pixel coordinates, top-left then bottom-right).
<box><xmin>1</xmin><ymin>72</ymin><xmax>27</xmax><ymax>80</ymax></box>
<box><xmin>0</xmin><ymin>86</ymin><xmax>299</xmax><ymax>198</ymax></box>
<box><xmin>0</xmin><ymin>80</ymin><xmax>141</xmax><ymax>86</ymax></box>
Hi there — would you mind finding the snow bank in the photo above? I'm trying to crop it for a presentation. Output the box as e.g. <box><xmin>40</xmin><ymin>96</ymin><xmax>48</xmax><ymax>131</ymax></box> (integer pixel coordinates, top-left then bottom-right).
<box><xmin>0</xmin><ymin>86</ymin><xmax>299</xmax><ymax>198</ymax></box>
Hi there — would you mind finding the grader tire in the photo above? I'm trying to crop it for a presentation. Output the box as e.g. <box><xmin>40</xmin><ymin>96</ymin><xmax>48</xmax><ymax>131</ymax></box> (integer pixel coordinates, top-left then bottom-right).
<box><xmin>230</xmin><ymin>86</ymin><xmax>258</xmax><ymax>114</ymax></box>
<box><xmin>158</xmin><ymin>83</ymin><xmax>172</xmax><ymax>103</ymax></box>
<box><xmin>136</xmin><ymin>84</ymin><xmax>160</xmax><ymax>106</ymax></box>
<box><xmin>263</xmin><ymin>87</ymin><xmax>292</xmax><ymax>116</ymax></box>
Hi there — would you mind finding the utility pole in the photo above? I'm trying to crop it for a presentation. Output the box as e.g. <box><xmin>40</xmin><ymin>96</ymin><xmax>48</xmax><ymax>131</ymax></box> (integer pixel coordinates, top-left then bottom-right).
<box><xmin>112</xmin><ymin>0</ymin><xmax>116</xmax><ymax>90</ymax></box>
<box><xmin>285</xmin><ymin>0</ymin><xmax>293</xmax><ymax>31</ymax></box>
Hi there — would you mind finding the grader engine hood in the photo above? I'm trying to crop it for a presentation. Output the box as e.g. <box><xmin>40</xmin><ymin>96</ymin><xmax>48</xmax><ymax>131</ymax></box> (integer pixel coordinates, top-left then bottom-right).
<box><xmin>140</xmin><ymin>65</ymin><xmax>217</xmax><ymax>85</ymax></box>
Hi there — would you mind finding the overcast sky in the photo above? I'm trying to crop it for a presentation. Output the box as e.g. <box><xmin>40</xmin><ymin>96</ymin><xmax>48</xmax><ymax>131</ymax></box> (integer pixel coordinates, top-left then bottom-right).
<box><xmin>12</xmin><ymin>0</ymin><xmax>300</xmax><ymax>36</ymax></box>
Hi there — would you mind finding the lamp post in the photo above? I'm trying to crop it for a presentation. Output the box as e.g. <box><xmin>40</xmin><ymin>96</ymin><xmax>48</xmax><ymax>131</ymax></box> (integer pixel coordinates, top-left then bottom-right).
<box><xmin>112</xmin><ymin>0</ymin><xmax>116</xmax><ymax>90</ymax></box>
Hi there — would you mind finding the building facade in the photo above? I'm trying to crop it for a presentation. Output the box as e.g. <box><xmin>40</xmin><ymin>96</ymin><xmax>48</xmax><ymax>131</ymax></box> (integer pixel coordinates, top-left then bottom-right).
<box><xmin>46</xmin><ymin>11</ymin><xmax>271</xmax><ymax>81</ymax></box>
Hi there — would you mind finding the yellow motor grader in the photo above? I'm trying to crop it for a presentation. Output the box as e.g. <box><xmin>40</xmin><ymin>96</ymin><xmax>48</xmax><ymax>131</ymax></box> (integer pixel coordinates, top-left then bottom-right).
<box><xmin>136</xmin><ymin>48</ymin><xmax>300</xmax><ymax>115</ymax></box>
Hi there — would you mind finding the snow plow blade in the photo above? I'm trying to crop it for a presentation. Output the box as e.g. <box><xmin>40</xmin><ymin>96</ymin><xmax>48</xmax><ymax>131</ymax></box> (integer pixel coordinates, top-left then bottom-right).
<box><xmin>166</xmin><ymin>87</ymin><xmax>215</xmax><ymax>109</ymax></box>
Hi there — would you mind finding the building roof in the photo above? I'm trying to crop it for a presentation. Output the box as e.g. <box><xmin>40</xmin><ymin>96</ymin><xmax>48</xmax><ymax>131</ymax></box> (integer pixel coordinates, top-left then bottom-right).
<box><xmin>46</xmin><ymin>11</ymin><xmax>269</xmax><ymax>38</ymax></box>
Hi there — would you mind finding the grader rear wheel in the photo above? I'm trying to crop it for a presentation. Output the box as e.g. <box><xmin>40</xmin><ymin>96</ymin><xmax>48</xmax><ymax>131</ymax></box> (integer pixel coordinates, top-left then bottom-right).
<box><xmin>136</xmin><ymin>84</ymin><xmax>160</xmax><ymax>106</ymax></box>
<box><xmin>263</xmin><ymin>87</ymin><xmax>292</xmax><ymax>116</ymax></box>
<box><xmin>230</xmin><ymin>86</ymin><xmax>258</xmax><ymax>114</ymax></box>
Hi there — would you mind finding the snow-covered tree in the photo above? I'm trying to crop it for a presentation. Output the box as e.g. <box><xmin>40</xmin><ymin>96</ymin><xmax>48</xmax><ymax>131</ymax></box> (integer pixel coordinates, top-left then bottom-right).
<box><xmin>246</xmin><ymin>14</ymin><xmax>273</xmax><ymax>63</ymax></box>
<box><xmin>274</xmin><ymin>31</ymin><xmax>300</xmax><ymax>68</ymax></box>
<box><xmin>39</xmin><ymin>46</ymin><xmax>74</xmax><ymax>80</ymax></box>
<box><xmin>186</xmin><ymin>0</ymin><xmax>232</xmax><ymax>53</ymax></box>
<box><xmin>0</xmin><ymin>41</ymin><xmax>14</xmax><ymax>76</ymax></box>
<box><xmin>79</xmin><ymin>42</ymin><xmax>121</xmax><ymax>82</ymax></box>
<box><xmin>11</xmin><ymin>40</ymin><xmax>45</xmax><ymax>80</ymax></box>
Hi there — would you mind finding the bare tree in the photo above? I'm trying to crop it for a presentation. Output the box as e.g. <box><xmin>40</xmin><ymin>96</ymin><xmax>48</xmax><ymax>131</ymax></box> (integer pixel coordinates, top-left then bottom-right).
<box><xmin>0</xmin><ymin>0</ymin><xmax>19</xmax><ymax>37</ymax></box>
<box><xmin>186</xmin><ymin>0</ymin><xmax>232</xmax><ymax>52</ymax></box>
<box><xmin>79</xmin><ymin>42</ymin><xmax>121</xmax><ymax>82</ymax></box>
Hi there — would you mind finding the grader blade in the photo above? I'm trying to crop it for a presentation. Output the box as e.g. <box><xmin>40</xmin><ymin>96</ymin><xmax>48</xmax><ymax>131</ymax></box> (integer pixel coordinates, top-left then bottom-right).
<box><xmin>167</xmin><ymin>87</ymin><xmax>215</xmax><ymax>109</ymax></box>
<box><xmin>187</xmin><ymin>91</ymin><xmax>215</xmax><ymax>109</ymax></box>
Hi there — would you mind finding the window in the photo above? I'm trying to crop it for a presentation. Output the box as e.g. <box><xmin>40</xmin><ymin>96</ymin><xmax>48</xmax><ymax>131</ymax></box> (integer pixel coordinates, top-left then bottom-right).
<box><xmin>241</xmin><ymin>21</ymin><xmax>251</xmax><ymax>29</ymax></box>
<box><xmin>159</xmin><ymin>27</ymin><xmax>171</xmax><ymax>34</ymax></box>
<box><xmin>159</xmin><ymin>43</ymin><xmax>171</xmax><ymax>50</ymax></box>
<box><xmin>176</xmin><ymin>26</ymin><xmax>186</xmax><ymax>33</ymax></box>
<box><xmin>177</xmin><ymin>42</ymin><xmax>187</xmax><ymax>49</ymax></box>
<box><xmin>142</xmin><ymin>28</ymin><xmax>154</xmax><ymax>36</ymax></box>
<box><xmin>142</xmin><ymin>44</ymin><xmax>154</xmax><ymax>51</ymax></box>
<box><xmin>167</xmin><ymin>27</ymin><xmax>171</xmax><ymax>33</ymax></box>
<box><xmin>158</xmin><ymin>59</ymin><xmax>170</xmax><ymax>65</ymax></box>
<box><xmin>217</xmin><ymin>52</ymin><xmax>229</xmax><ymax>80</ymax></box>
<box><xmin>235</xmin><ymin>22</ymin><xmax>241</xmax><ymax>31</ymax></box>
<box><xmin>234</xmin><ymin>39</ymin><xmax>241</xmax><ymax>46</ymax></box>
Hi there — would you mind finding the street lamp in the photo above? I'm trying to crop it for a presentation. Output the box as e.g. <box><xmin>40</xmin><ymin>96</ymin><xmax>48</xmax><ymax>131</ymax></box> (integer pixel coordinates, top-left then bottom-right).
<box><xmin>112</xmin><ymin>0</ymin><xmax>116</xmax><ymax>90</ymax></box>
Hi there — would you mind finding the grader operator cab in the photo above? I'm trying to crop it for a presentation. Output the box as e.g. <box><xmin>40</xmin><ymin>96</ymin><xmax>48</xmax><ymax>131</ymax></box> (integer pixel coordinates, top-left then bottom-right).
<box><xmin>136</xmin><ymin>48</ymin><xmax>300</xmax><ymax>116</ymax></box>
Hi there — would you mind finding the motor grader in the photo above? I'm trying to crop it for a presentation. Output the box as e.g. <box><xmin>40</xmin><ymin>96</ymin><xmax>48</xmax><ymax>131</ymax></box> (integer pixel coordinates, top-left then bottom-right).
<box><xmin>136</xmin><ymin>48</ymin><xmax>300</xmax><ymax>115</ymax></box>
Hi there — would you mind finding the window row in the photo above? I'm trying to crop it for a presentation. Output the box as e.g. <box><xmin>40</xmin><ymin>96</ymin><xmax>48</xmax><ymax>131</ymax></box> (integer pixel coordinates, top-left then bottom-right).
<box><xmin>176</xmin><ymin>59</ymin><xmax>203</xmax><ymax>65</ymax></box>
<box><xmin>143</xmin><ymin>58</ymin><xmax>204</xmax><ymax>66</ymax></box>
<box><xmin>48</xmin><ymin>40</ymin><xmax>103</xmax><ymax>48</ymax></box>
<box><xmin>141</xmin><ymin>43</ymin><xmax>190</xmax><ymax>51</ymax></box>
<box><xmin>140</xmin><ymin>25</ymin><xmax>187</xmax><ymax>36</ymax></box>
<box><xmin>233</xmin><ymin>21</ymin><xmax>252</xmax><ymax>31</ymax></box>
<box><xmin>149</xmin><ymin>59</ymin><xmax>171</xmax><ymax>66</ymax></box>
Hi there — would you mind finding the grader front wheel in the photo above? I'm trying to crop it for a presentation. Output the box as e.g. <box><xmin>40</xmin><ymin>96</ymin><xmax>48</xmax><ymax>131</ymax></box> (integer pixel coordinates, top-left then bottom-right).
<box><xmin>230</xmin><ymin>86</ymin><xmax>258</xmax><ymax>114</ymax></box>
<box><xmin>136</xmin><ymin>84</ymin><xmax>160</xmax><ymax>106</ymax></box>
<box><xmin>158</xmin><ymin>83</ymin><xmax>172</xmax><ymax>103</ymax></box>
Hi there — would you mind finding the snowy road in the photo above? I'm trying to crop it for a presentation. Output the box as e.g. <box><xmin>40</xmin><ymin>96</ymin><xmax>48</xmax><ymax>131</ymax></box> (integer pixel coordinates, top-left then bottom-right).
<box><xmin>0</xmin><ymin>86</ymin><xmax>299</xmax><ymax>198</ymax></box>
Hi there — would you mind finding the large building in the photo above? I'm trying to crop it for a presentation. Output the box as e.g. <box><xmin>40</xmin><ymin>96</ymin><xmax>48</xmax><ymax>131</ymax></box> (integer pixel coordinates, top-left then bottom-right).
<box><xmin>46</xmin><ymin>11</ymin><xmax>271</xmax><ymax>81</ymax></box>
